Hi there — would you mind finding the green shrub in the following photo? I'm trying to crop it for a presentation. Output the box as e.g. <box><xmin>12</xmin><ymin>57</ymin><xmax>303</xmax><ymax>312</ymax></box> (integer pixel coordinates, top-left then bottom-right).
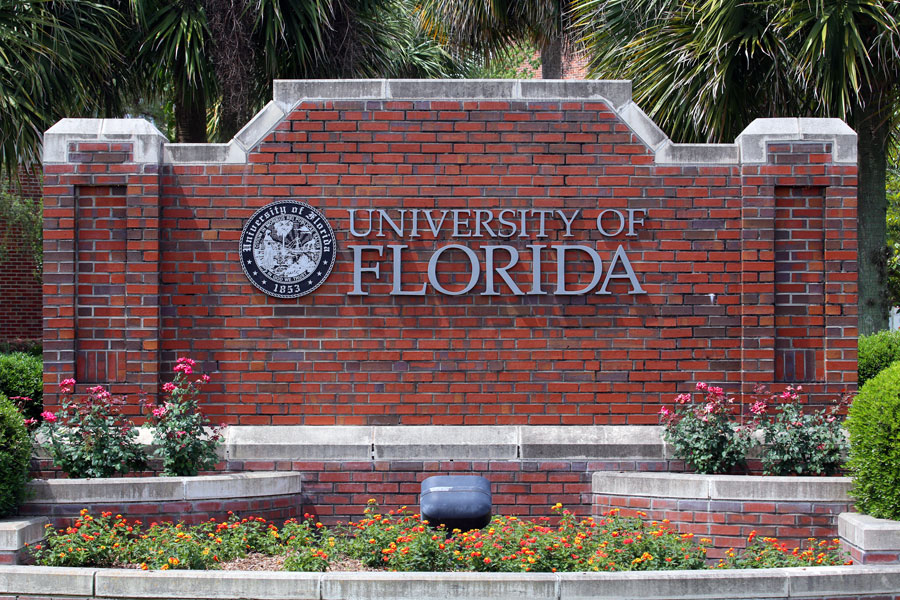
<box><xmin>0</xmin><ymin>351</ymin><xmax>42</xmax><ymax>420</ymax></box>
<box><xmin>0</xmin><ymin>393</ymin><xmax>32</xmax><ymax>517</ymax></box>
<box><xmin>858</xmin><ymin>330</ymin><xmax>900</xmax><ymax>386</ymax></box>
<box><xmin>847</xmin><ymin>362</ymin><xmax>900</xmax><ymax>519</ymax></box>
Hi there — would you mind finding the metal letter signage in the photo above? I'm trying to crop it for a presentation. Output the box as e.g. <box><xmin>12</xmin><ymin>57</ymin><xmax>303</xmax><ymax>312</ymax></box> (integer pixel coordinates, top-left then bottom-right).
<box><xmin>239</xmin><ymin>200</ymin><xmax>337</xmax><ymax>298</ymax></box>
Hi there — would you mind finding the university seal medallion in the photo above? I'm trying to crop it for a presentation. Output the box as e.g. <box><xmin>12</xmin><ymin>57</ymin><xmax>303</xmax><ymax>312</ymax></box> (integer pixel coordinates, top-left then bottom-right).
<box><xmin>239</xmin><ymin>200</ymin><xmax>336</xmax><ymax>298</ymax></box>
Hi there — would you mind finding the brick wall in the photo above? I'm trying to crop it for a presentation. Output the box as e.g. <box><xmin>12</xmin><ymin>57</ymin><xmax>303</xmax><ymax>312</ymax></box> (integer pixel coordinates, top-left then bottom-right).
<box><xmin>593</xmin><ymin>494</ymin><xmax>851</xmax><ymax>560</ymax></box>
<box><xmin>0</xmin><ymin>169</ymin><xmax>42</xmax><ymax>343</ymax></box>
<box><xmin>41</xmin><ymin>81</ymin><xmax>858</xmax><ymax>425</ymax></box>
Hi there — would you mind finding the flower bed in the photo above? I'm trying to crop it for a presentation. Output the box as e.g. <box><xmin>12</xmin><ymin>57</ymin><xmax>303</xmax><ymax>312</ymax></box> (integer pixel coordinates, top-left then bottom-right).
<box><xmin>26</xmin><ymin>504</ymin><xmax>847</xmax><ymax>573</ymax></box>
<box><xmin>593</xmin><ymin>472</ymin><xmax>853</xmax><ymax>560</ymax></box>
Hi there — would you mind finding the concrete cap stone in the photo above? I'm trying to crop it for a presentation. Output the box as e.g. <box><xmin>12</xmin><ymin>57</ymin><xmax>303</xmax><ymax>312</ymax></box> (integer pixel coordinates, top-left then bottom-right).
<box><xmin>233</xmin><ymin>101</ymin><xmax>287</xmax><ymax>151</ymax></box>
<box><xmin>521</xmin><ymin>426</ymin><xmax>665</xmax><ymax>459</ymax></box>
<box><xmin>274</xmin><ymin>79</ymin><xmax>387</xmax><ymax>103</ymax></box>
<box><xmin>785</xmin><ymin>565</ymin><xmax>900</xmax><ymax>596</ymax></box>
<box><xmin>44</xmin><ymin>118</ymin><xmax>167</xmax><ymax>164</ymax></box>
<box><xmin>519</xmin><ymin>80</ymin><xmax>632</xmax><ymax>107</ymax></box>
<box><xmin>321</xmin><ymin>571</ymin><xmax>557</xmax><ymax>600</ymax></box>
<box><xmin>558</xmin><ymin>568</ymin><xmax>792</xmax><ymax>599</ymax></box>
<box><xmin>164</xmin><ymin>141</ymin><xmax>247</xmax><ymax>164</ymax></box>
<box><xmin>225</xmin><ymin>426</ymin><xmax>373</xmax><ymax>460</ymax></box>
<box><xmin>655</xmin><ymin>142</ymin><xmax>740</xmax><ymax>164</ymax></box>
<box><xmin>373</xmin><ymin>426</ymin><xmax>517</xmax><ymax>460</ymax></box>
<box><xmin>593</xmin><ymin>472</ymin><xmax>711</xmax><ymax>499</ymax></box>
<box><xmin>0</xmin><ymin>565</ymin><xmax>95</xmax><ymax>595</ymax></box>
<box><xmin>182</xmin><ymin>472</ymin><xmax>301</xmax><ymax>500</ymax></box>
<box><xmin>387</xmin><ymin>79</ymin><xmax>519</xmax><ymax>99</ymax></box>
<box><xmin>617</xmin><ymin>102</ymin><xmax>669</xmax><ymax>151</ymax></box>
<box><xmin>736</xmin><ymin>117</ymin><xmax>856</xmax><ymax>164</ymax></box>
<box><xmin>839</xmin><ymin>512</ymin><xmax>900</xmax><ymax>551</ymax></box>
<box><xmin>95</xmin><ymin>568</ymin><xmax>319</xmax><ymax>599</ymax></box>
<box><xmin>593</xmin><ymin>472</ymin><xmax>852</xmax><ymax>502</ymax></box>
<box><xmin>0</xmin><ymin>517</ymin><xmax>50</xmax><ymax>551</ymax></box>
<box><xmin>26</xmin><ymin>472</ymin><xmax>300</xmax><ymax>504</ymax></box>
<box><xmin>709</xmin><ymin>475</ymin><xmax>851</xmax><ymax>501</ymax></box>
<box><xmin>274</xmin><ymin>79</ymin><xmax>634</xmax><ymax>106</ymax></box>
<box><xmin>27</xmin><ymin>476</ymin><xmax>184</xmax><ymax>503</ymax></box>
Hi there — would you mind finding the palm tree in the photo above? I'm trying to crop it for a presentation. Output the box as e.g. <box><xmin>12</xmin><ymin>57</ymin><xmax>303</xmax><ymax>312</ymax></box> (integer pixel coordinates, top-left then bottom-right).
<box><xmin>574</xmin><ymin>0</ymin><xmax>900</xmax><ymax>334</ymax></box>
<box><xmin>0</xmin><ymin>0</ymin><xmax>126</xmax><ymax>173</ymax></box>
<box><xmin>418</xmin><ymin>0</ymin><xmax>569</xmax><ymax>78</ymax></box>
<box><xmin>128</xmin><ymin>0</ymin><xmax>462</xmax><ymax>143</ymax></box>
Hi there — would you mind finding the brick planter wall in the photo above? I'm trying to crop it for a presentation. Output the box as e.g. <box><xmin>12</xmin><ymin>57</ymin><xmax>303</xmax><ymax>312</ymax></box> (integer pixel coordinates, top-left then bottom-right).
<box><xmin>592</xmin><ymin>472</ymin><xmax>853</xmax><ymax>560</ymax></box>
<box><xmin>839</xmin><ymin>513</ymin><xmax>900</xmax><ymax>565</ymax></box>
<box><xmin>4</xmin><ymin>564</ymin><xmax>900</xmax><ymax>600</ymax></box>
<box><xmin>41</xmin><ymin>80</ymin><xmax>858</xmax><ymax>425</ymax></box>
<box><xmin>18</xmin><ymin>473</ymin><xmax>302</xmax><ymax>528</ymax></box>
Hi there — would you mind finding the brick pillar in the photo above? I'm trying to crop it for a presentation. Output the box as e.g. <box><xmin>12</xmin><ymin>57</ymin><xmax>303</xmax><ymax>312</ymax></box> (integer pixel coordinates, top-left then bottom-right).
<box><xmin>42</xmin><ymin>120</ymin><xmax>166</xmax><ymax>412</ymax></box>
<box><xmin>736</xmin><ymin>120</ymin><xmax>857</xmax><ymax>404</ymax></box>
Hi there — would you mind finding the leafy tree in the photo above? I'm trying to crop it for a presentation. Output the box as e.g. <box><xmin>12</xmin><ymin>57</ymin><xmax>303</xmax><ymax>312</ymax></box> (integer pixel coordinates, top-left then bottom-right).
<box><xmin>574</xmin><ymin>0</ymin><xmax>900</xmax><ymax>334</ymax></box>
<box><xmin>418</xmin><ymin>0</ymin><xmax>569</xmax><ymax>78</ymax></box>
<box><xmin>129</xmin><ymin>0</ymin><xmax>462</xmax><ymax>142</ymax></box>
<box><xmin>0</xmin><ymin>0</ymin><xmax>128</xmax><ymax>172</ymax></box>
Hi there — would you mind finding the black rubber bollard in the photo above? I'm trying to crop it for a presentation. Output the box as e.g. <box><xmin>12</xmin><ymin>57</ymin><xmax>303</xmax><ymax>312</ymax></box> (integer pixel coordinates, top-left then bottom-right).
<box><xmin>420</xmin><ymin>475</ymin><xmax>492</xmax><ymax>532</ymax></box>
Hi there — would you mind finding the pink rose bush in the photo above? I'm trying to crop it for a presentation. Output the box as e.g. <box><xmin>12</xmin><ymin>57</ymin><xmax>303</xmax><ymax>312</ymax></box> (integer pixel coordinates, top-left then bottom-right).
<box><xmin>143</xmin><ymin>358</ymin><xmax>222</xmax><ymax>476</ymax></box>
<box><xmin>660</xmin><ymin>383</ymin><xmax>852</xmax><ymax>475</ymax></box>
<box><xmin>749</xmin><ymin>385</ymin><xmax>851</xmax><ymax>476</ymax></box>
<box><xmin>659</xmin><ymin>382</ymin><xmax>753</xmax><ymax>474</ymax></box>
<box><xmin>35</xmin><ymin>381</ymin><xmax>146</xmax><ymax>478</ymax></box>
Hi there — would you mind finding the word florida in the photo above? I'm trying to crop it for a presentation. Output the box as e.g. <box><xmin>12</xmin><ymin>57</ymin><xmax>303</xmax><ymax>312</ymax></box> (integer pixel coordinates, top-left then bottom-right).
<box><xmin>347</xmin><ymin>244</ymin><xmax>646</xmax><ymax>296</ymax></box>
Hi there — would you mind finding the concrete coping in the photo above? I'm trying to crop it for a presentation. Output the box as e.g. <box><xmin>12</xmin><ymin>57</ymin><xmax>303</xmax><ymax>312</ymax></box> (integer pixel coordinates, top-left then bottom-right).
<box><xmin>0</xmin><ymin>518</ymin><xmax>49</xmax><ymax>552</ymax></box>
<box><xmin>839</xmin><ymin>512</ymin><xmax>900</xmax><ymax>551</ymax></box>
<box><xmin>593</xmin><ymin>471</ymin><xmax>853</xmax><ymax>502</ymax></box>
<box><xmin>25</xmin><ymin>472</ymin><xmax>301</xmax><ymax>504</ymax></box>
<box><xmin>2</xmin><ymin>565</ymin><xmax>900</xmax><ymax>599</ymax></box>
<box><xmin>44</xmin><ymin>80</ymin><xmax>857</xmax><ymax>167</ymax></box>
<box><xmin>223</xmin><ymin>425</ymin><xmax>667</xmax><ymax>461</ymax></box>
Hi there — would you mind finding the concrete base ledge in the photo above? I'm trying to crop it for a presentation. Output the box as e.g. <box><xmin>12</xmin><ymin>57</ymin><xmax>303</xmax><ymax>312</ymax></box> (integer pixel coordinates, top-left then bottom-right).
<box><xmin>225</xmin><ymin>425</ymin><xmax>666</xmax><ymax>461</ymax></box>
<box><xmin>26</xmin><ymin>472</ymin><xmax>301</xmax><ymax>504</ymax></box>
<box><xmin>593</xmin><ymin>471</ymin><xmax>852</xmax><ymax>502</ymax></box>
<box><xmin>0</xmin><ymin>518</ymin><xmax>49</xmax><ymax>553</ymax></box>
<box><xmin>2</xmin><ymin>565</ymin><xmax>900</xmax><ymax>600</ymax></box>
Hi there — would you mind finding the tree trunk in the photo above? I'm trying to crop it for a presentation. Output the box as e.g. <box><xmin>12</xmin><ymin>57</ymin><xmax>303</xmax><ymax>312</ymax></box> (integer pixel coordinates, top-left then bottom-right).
<box><xmin>202</xmin><ymin>0</ymin><xmax>256</xmax><ymax>140</ymax></box>
<box><xmin>174</xmin><ymin>88</ymin><xmax>208</xmax><ymax>143</ymax></box>
<box><xmin>540</xmin><ymin>36</ymin><xmax>563</xmax><ymax>79</ymax></box>
<box><xmin>854</xmin><ymin>98</ymin><xmax>891</xmax><ymax>335</ymax></box>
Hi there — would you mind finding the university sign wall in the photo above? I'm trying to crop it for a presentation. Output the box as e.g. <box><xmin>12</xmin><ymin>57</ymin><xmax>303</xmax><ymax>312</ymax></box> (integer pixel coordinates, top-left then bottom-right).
<box><xmin>41</xmin><ymin>79</ymin><xmax>858</xmax><ymax>427</ymax></box>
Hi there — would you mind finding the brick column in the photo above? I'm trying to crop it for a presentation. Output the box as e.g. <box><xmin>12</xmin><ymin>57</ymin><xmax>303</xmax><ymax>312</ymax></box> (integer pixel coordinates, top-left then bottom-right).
<box><xmin>736</xmin><ymin>119</ymin><xmax>858</xmax><ymax>403</ymax></box>
<box><xmin>42</xmin><ymin>119</ymin><xmax>166</xmax><ymax>412</ymax></box>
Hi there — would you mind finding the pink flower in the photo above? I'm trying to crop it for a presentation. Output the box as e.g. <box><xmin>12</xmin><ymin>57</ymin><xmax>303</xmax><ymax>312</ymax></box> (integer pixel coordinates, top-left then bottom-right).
<box><xmin>695</xmin><ymin>382</ymin><xmax>708</xmax><ymax>391</ymax></box>
<box><xmin>162</xmin><ymin>382</ymin><xmax>176</xmax><ymax>393</ymax></box>
<box><xmin>705</xmin><ymin>402</ymin><xmax>715</xmax><ymax>414</ymax></box>
<box><xmin>750</xmin><ymin>400</ymin><xmax>768</xmax><ymax>415</ymax></box>
<box><xmin>659</xmin><ymin>407</ymin><xmax>672</xmax><ymax>418</ymax></box>
<box><xmin>200</xmin><ymin>374</ymin><xmax>210</xmax><ymax>383</ymax></box>
<box><xmin>709</xmin><ymin>386</ymin><xmax>724</xmax><ymax>397</ymax></box>
<box><xmin>41</xmin><ymin>411</ymin><xmax>57</xmax><ymax>423</ymax></box>
<box><xmin>59</xmin><ymin>378</ymin><xmax>75</xmax><ymax>393</ymax></box>
<box><xmin>675</xmin><ymin>393</ymin><xmax>691</xmax><ymax>404</ymax></box>
<box><xmin>174</xmin><ymin>363</ymin><xmax>193</xmax><ymax>375</ymax></box>
<box><xmin>23</xmin><ymin>418</ymin><xmax>37</xmax><ymax>426</ymax></box>
<box><xmin>152</xmin><ymin>406</ymin><xmax>167</xmax><ymax>418</ymax></box>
